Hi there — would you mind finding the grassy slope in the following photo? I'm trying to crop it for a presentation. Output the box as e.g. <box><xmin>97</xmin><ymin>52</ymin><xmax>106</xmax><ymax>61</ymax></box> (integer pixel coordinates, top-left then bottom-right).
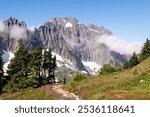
<box><xmin>0</xmin><ymin>85</ymin><xmax>63</xmax><ymax>100</ymax></box>
<box><xmin>65</xmin><ymin>58</ymin><xmax>150</xmax><ymax>100</ymax></box>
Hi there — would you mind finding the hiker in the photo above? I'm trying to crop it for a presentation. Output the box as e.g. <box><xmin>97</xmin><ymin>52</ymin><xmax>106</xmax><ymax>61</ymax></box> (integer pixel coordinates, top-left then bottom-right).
<box><xmin>63</xmin><ymin>76</ymin><xmax>66</xmax><ymax>84</ymax></box>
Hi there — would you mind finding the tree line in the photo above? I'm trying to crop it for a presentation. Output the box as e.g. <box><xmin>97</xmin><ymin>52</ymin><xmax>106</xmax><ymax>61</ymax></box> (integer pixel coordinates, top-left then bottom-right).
<box><xmin>100</xmin><ymin>38</ymin><xmax>150</xmax><ymax>74</ymax></box>
<box><xmin>0</xmin><ymin>44</ymin><xmax>57</xmax><ymax>94</ymax></box>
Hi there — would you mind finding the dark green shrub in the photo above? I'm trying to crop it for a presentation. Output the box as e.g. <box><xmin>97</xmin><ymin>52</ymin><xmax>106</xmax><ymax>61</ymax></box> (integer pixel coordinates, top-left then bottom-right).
<box><xmin>100</xmin><ymin>64</ymin><xmax>116</xmax><ymax>74</ymax></box>
<box><xmin>72</xmin><ymin>73</ymin><xmax>87</xmax><ymax>82</ymax></box>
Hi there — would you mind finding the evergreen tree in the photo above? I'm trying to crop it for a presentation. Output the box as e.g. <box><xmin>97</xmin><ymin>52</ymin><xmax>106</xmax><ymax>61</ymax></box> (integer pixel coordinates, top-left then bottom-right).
<box><xmin>123</xmin><ymin>52</ymin><xmax>139</xmax><ymax>69</ymax></box>
<box><xmin>139</xmin><ymin>38</ymin><xmax>150</xmax><ymax>62</ymax></box>
<box><xmin>52</xmin><ymin>55</ymin><xmax>57</xmax><ymax>82</ymax></box>
<box><xmin>4</xmin><ymin>44</ymin><xmax>31</xmax><ymax>92</ymax></box>
<box><xmin>42</xmin><ymin>48</ymin><xmax>57</xmax><ymax>84</ymax></box>
<box><xmin>129</xmin><ymin>52</ymin><xmax>139</xmax><ymax>66</ymax></box>
<box><xmin>100</xmin><ymin>64</ymin><xmax>116</xmax><ymax>74</ymax></box>
<box><xmin>0</xmin><ymin>53</ymin><xmax>3</xmax><ymax>94</ymax></box>
<box><xmin>45</xmin><ymin>48</ymin><xmax>53</xmax><ymax>83</ymax></box>
<box><xmin>42</xmin><ymin>50</ymin><xmax>48</xmax><ymax>76</ymax></box>
<box><xmin>29</xmin><ymin>46</ymin><xmax>43</xmax><ymax>87</ymax></box>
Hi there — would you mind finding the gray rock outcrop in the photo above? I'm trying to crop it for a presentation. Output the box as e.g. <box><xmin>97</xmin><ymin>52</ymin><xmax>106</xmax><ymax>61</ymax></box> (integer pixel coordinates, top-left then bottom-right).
<box><xmin>0</xmin><ymin>17</ymin><xmax>127</xmax><ymax>74</ymax></box>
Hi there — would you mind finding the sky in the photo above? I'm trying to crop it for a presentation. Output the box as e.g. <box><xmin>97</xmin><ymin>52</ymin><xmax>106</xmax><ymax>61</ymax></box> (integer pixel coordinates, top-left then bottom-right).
<box><xmin>0</xmin><ymin>0</ymin><xmax>150</xmax><ymax>43</ymax></box>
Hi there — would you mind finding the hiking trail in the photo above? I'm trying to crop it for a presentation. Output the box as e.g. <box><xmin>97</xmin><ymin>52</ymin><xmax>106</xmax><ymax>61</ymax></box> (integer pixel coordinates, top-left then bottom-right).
<box><xmin>52</xmin><ymin>84</ymin><xmax>79</xmax><ymax>100</ymax></box>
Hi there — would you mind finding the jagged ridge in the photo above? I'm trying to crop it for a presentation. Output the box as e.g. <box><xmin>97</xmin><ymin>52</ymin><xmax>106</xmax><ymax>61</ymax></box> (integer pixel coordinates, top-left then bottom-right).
<box><xmin>0</xmin><ymin>17</ymin><xmax>127</xmax><ymax>75</ymax></box>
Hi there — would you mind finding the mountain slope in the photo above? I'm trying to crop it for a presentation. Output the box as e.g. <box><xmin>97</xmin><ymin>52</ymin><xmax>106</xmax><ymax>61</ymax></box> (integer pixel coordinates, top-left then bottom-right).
<box><xmin>65</xmin><ymin>57</ymin><xmax>150</xmax><ymax>99</ymax></box>
<box><xmin>1</xmin><ymin>58</ymin><xmax>149</xmax><ymax>100</ymax></box>
<box><xmin>0</xmin><ymin>17</ymin><xmax>127</xmax><ymax>75</ymax></box>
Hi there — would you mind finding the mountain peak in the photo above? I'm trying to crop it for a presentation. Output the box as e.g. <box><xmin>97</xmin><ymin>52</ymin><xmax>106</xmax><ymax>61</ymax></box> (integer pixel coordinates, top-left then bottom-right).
<box><xmin>3</xmin><ymin>17</ymin><xmax>26</xmax><ymax>28</ymax></box>
<box><xmin>49</xmin><ymin>17</ymin><xmax>78</xmax><ymax>27</ymax></box>
<box><xmin>0</xmin><ymin>17</ymin><xmax>126</xmax><ymax>75</ymax></box>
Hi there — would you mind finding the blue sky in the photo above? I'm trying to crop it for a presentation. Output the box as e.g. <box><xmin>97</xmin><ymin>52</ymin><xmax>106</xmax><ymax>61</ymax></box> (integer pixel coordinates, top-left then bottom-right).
<box><xmin>0</xmin><ymin>0</ymin><xmax>150</xmax><ymax>42</ymax></box>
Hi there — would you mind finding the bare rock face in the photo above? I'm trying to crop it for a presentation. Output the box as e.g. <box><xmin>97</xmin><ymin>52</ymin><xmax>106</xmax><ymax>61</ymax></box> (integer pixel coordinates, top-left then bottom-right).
<box><xmin>0</xmin><ymin>17</ymin><xmax>28</xmax><ymax>52</ymax></box>
<box><xmin>0</xmin><ymin>17</ymin><xmax>41</xmax><ymax>52</ymax></box>
<box><xmin>36</xmin><ymin>20</ymin><xmax>86</xmax><ymax>71</ymax></box>
<box><xmin>0</xmin><ymin>17</ymin><xmax>127</xmax><ymax>74</ymax></box>
<box><xmin>3</xmin><ymin>17</ymin><xmax>27</xmax><ymax>28</ymax></box>
<box><xmin>36</xmin><ymin>18</ymin><xmax>125</xmax><ymax>67</ymax></box>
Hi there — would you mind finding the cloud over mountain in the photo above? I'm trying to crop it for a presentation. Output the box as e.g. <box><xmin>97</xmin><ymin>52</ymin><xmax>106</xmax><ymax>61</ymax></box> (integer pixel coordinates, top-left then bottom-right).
<box><xmin>0</xmin><ymin>22</ymin><xmax>7</xmax><ymax>32</ymax></box>
<box><xmin>10</xmin><ymin>25</ymin><xmax>27</xmax><ymax>40</ymax></box>
<box><xmin>98</xmin><ymin>35</ymin><xmax>143</xmax><ymax>55</ymax></box>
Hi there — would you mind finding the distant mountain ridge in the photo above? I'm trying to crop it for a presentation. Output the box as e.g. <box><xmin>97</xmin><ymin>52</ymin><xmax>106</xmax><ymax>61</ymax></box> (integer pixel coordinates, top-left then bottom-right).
<box><xmin>0</xmin><ymin>17</ymin><xmax>127</xmax><ymax>75</ymax></box>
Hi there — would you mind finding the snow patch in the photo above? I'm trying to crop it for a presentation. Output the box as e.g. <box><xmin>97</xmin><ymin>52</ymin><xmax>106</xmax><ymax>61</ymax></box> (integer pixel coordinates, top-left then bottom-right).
<box><xmin>56</xmin><ymin>62</ymin><xmax>62</xmax><ymax>67</ymax></box>
<box><xmin>82</xmin><ymin>61</ymin><xmax>101</xmax><ymax>75</ymax></box>
<box><xmin>65</xmin><ymin>22</ymin><xmax>73</xmax><ymax>28</ymax></box>
<box><xmin>2</xmin><ymin>50</ymin><xmax>14</xmax><ymax>75</ymax></box>
<box><xmin>64</xmin><ymin>64</ymin><xmax>74</xmax><ymax>70</ymax></box>
<box><xmin>52</xmin><ymin>52</ymin><xmax>75</xmax><ymax>70</ymax></box>
<box><xmin>89</xmin><ymin>29</ymin><xmax>99</xmax><ymax>33</ymax></box>
<box><xmin>82</xmin><ymin>61</ymin><xmax>101</xmax><ymax>72</ymax></box>
<box><xmin>52</xmin><ymin>52</ymin><xmax>64</xmax><ymax>62</ymax></box>
<box><xmin>66</xmin><ymin>59</ymin><xmax>73</xmax><ymax>65</ymax></box>
<box><xmin>81</xmin><ymin>71</ymin><xmax>88</xmax><ymax>74</ymax></box>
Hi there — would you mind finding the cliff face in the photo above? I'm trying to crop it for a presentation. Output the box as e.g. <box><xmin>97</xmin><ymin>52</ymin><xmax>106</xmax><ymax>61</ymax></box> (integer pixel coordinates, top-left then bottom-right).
<box><xmin>36</xmin><ymin>18</ymin><xmax>125</xmax><ymax>66</ymax></box>
<box><xmin>0</xmin><ymin>17</ymin><xmax>127</xmax><ymax>74</ymax></box>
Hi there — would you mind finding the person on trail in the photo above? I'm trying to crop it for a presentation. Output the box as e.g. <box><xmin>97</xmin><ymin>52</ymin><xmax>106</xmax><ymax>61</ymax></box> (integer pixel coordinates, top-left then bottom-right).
<box><xmin>63</xmin><ymin>76</ymin><xmax>66</xmax><ymax>84</ymax></box>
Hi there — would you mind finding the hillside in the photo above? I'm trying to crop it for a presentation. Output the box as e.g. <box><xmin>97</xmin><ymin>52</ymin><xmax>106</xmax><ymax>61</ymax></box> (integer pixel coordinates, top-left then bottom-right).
<box><xmin>0</xmin><ymin>58</ymin><xmax>149</xmax><ymax>100</ymax></box>
<box><xmin>65</xmin><ymin>57</ymin><xmax>150</xmax><ymax>100</ymax></box>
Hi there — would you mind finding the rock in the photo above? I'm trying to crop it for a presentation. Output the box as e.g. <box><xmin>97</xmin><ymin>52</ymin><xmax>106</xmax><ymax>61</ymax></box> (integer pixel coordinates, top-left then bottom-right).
<box><xmin>0</xmin><ymin>17</ymin><xmax>127</xmax><ymax>75</ymax></box>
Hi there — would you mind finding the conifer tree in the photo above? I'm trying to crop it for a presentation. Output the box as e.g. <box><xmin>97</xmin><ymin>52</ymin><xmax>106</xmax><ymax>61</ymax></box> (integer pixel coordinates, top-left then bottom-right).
<box><xmin>139</xmin><ymin>38</ymin><xmax>150</xmax><ymax>62</ymax></box>
<box><xmin>52</xmin><ymin>55</ymin><xmax>57</xmax><ymax>82</ymax></box>
<box><xmin>42</xmin><ymin>48</ymin><xmax>57</xmax><ymax>83</ymax></box>
<box><xmin>100</xmin><ymin>64</ymin><xmax>116</xmax><ymax>74</ymax></box>
<box><xmin>4</xmin><ymin>44</ymin><xmax>31</xmax><ymax>92</ymax></box>
<box><xmin>129</xmin><ymin>52</ymin><xmax>139</xmax><ymax>67</ymax></box>
<box><xmin>42</xmin><ymin>50</ymin><xmax>47</xmax><ymax>75</ymax></box>
<box><xmin>123</xmin><ymin>52</ymin><xmax>139</xmax><ymax>69</ymax></box>
<box><xmin>7</xmin><ymin>44</ymin><xmax>30</xmax><ymax>77</ymax></box>
<box><xmin>0</xmin><ymin>53</ymin><xmax>3</xmax><ymax>94</ymax></box>
<box><xmin>29</xmin><ymin>46</ymin><xmax>43</xmax><ymax>87</ymax></box>
<box><xmin>45</xmin><ymin>48</ymin><xmax>53</xmax><ymax>83</ymax></box>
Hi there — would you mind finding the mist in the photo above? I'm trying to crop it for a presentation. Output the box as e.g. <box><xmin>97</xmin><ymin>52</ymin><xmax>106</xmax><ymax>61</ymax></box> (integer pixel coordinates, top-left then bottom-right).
<box><xmin>97</xmin><ymin>35</ymin><xmax>143</xmax><ymax>55</ymax></box>
<box><xmin>0</xmin><ymin>22</ymin><xmax>7</xmax><ymax>32</ymax></box>
<box><xmin>0</xmin><ymin>22</ymin><xmax>27</xmax><ymax>40</ymax></box>
<box><xmin>10</xmin><ymin>25</ymin><xmax>27</xmax><ymax>40</ymax></box>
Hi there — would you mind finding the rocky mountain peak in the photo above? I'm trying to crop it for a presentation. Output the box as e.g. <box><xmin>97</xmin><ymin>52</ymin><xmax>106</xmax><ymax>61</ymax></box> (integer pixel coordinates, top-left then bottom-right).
<box><xmin>86</xmin><ymin>24</ymin><xmax>112</xmax><ymax>35</ymax></box>
<box><xmin>3</xmin><ymin>17</ymin><xmax>27</xmax><ymax>28</ymax></box>
<box><xmin>50</xmin><ymin>17</ymin><xmax>78</xmax><ymax>23</ymax></box>
<box><xmin>49</xmin><ymin>17</ymin><xmax>78</xmax><ymax>27</ymax></box>
<box><xmin>0</xmin><ymin>17</ymin><xmax>127</xmax><ymax>75</ymax></box>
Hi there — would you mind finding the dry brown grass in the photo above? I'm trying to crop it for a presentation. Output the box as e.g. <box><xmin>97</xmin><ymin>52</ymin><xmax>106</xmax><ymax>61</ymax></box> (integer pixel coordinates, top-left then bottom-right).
<box><xmin>0</xmin><ymin>85</ymin><xmax>67</xmax><ymax>100</ymax></box>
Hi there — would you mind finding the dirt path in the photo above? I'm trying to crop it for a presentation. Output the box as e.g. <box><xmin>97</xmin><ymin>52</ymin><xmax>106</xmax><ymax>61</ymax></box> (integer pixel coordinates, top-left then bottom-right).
<box><xmin>0</xmin><ymin>84</ymin><xmax>80</xmax><ymax>100</ymax></box>
<box><xmin>52</xmin><ymin>84</ymin><xmax>79</xmax><ymax>100</ymax></box>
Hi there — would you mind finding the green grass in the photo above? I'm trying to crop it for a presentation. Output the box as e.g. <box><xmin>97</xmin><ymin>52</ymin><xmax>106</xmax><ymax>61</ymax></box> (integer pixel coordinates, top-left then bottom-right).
<box><xmin>0</xmin><ymin>85</ymin><xmax>62</xmax><ymax>100</ymax></box>
<box><xmin>65</xmin><ymin>58</ymin><xmax>150</xmax><ymax>100</ymax></box>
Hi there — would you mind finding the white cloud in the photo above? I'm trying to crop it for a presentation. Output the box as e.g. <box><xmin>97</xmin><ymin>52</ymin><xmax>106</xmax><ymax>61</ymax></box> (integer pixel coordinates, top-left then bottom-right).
<box><xmin>10</xmin><ymin>25</ymin><xmax>27</xmax><ymax>40</ymax></box>
<box><xmin>0</xmin><ymin>22</ymin><xmax>7</xmax><ymax>32</ymax></box>
<box><xmin>0</xmin><ymin>22</ymin><xmax>27</xmax><ymax>40</ymax></box>
<box><xmin>97</xmin><ymin>35</ymin><xmax>143</xmax><ymax>54</ymax></box>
